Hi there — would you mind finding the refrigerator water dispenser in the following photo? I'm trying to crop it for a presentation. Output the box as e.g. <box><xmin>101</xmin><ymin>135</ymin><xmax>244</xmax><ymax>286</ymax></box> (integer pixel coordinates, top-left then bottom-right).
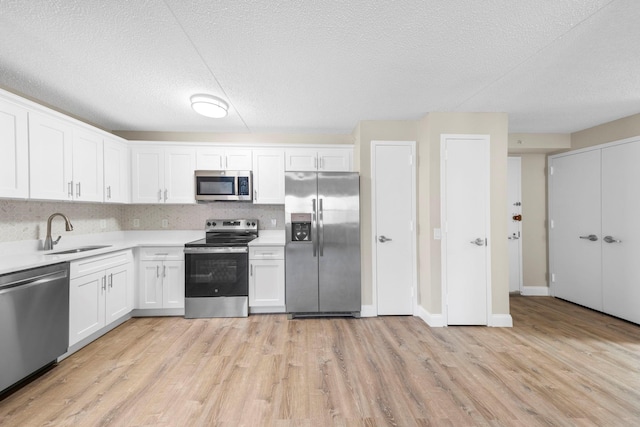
<box><xmin>291</xmin><ymin>213</ymin><xmax>312</xmax><ymax>241</ymax></box>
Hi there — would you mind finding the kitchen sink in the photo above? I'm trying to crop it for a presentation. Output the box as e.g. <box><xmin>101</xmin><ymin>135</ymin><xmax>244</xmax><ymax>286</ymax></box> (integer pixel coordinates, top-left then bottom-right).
<box><xmin>48</xmin><ymin>245</ymin><xmax>112</xmax><ymax>255</ymax></box>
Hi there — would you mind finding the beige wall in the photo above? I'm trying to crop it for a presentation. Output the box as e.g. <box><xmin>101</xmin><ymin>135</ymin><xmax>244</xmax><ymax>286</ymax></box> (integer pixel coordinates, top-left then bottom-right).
<box><xmin>571</xmin><ymin>112</ymin><xmax>640</xmax><ymax>149</ymax></box>
<box><xmin>420</xmin><ymin>112</ymin><xmax>510</xmax><ymax>316</ymax></box>
<box><xmin>355</xmin><ymin>114</ymin><xmax>510</xmax><ymax>318</ymax></box>
<box><xmin>354</xmin><ymin>120</ymin><xmax>419</xmax><ymax>306</ymax></box>
<box><xmin>519</xmin><ymin>154</ymin><xmax>549</xmax><ymax>287</ymax></box>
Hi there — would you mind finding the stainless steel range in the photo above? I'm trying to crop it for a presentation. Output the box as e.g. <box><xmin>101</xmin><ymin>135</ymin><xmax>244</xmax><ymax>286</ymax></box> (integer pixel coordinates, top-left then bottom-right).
<box><xmin>184</xmin><ymin>219</ymin><xmax>258</xmax><ymax>318</ymax></box>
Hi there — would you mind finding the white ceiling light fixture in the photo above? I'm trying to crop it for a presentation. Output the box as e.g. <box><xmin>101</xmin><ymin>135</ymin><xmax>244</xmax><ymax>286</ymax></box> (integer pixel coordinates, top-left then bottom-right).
<box><xmin>190</xmin><ymin>94</ymin><xmax>228</xmax><ymax>118</ymax></box>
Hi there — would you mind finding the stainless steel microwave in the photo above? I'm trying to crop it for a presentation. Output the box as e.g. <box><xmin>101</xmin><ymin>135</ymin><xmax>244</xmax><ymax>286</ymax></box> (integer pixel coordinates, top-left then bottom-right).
<box><xmin>195</xmin><ymin>170</ymin><xmax>253</xmax><ymax>202</ymax></box>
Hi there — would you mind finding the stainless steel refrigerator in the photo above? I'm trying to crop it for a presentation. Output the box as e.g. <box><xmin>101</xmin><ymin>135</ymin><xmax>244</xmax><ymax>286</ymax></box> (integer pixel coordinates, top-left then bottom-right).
<box><xmin>285</xmin><ymin>172</ymin><xmax>361</xmax><ymax>318</ymax></box>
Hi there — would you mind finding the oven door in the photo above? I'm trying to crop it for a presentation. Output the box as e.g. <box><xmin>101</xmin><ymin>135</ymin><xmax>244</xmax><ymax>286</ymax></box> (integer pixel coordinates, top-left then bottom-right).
<box><xmin>184</xmin><ymin>247</ymin><xmax>248</xmax><ymax>297</ymax></box>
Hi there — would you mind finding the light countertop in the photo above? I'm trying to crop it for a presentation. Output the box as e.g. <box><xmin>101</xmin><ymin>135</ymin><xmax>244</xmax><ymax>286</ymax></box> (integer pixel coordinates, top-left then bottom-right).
<box><xmin>0</xmin><ymin>229</ymin><xmax>285</xmax><ymax>276</ymax></box>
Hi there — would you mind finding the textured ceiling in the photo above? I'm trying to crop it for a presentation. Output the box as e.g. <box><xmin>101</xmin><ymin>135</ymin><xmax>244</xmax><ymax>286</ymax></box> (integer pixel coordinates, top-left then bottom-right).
<box><xmin>0</xmin><ymin>0</ymin><xmax>636</xmax><ymax>134</ymax></box>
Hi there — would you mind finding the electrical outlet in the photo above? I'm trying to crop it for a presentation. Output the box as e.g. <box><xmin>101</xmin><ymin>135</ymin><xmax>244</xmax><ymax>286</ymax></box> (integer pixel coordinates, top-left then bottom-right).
<box><xmin>100</xmin><ymin>219</ymin><xmax>107</xmax><ymax>229</ymax></box>
<box><xmin>271</xmin><ymin>219</ymin><xmax>277</xmax><ymax>227</ymax></box>
<box><xmin>133</xmin><ymin>219</ymin><xmax>140</xmax><ymax>228</ymax></box>
<box><xmin>162</xmin><ymin>219</ymin><xmax>168</xmax><ymax>228</ymax></box>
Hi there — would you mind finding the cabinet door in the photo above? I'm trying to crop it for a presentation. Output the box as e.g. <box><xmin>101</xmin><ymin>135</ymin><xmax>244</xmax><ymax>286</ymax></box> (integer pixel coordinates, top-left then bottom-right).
<box><xmin>318</xmin><ymin>149</ymin><xmax>352</xmax><ymax>171</ymax></box>
<box><xmin>105</xmin><ymin>263</ymin><xmax>132</xmax><ymax>324</ymax></box>
<box><xmin>249</xmin><ymin>260</ymin><xmax>285</xmax><ymax>309</ymax></box>
<box><xmin>165</xmin><ymin>147</ymin><xmax>196</xmax><ymax>204</ymax></box>
<box><xmin>225</xmin><ymin>149</ymin><xmax>252</xmax><ymax>170</ymax></box>
<box><xmin>196</xmin><ymin>148</ymin><xmax>224</xmax><ymax>170</ymax></box>
<box><xmin>72</xmin><ymin>129</ymin><xmax>103</xmax><ymax>202</ymax></box>
<box><xmin>138</xmin><ymin>261</ymin><xmax>164</xmax><ymax>309</ymax></box>
<box><xmin>69</xmin><ymin>271</ymin><xmax>106</xmax><ymax>346</ymax></box>
<box><xmin>0</xmin><ymin>98</ymin><xmax>28</xmax><ymax>198</ymax></box>
<box><xmin>28</xmin><ymin>112</ymin><xmax>73</xmax><ymax>200</ymax></box>
<box><xmin>103</xmin><ymin>138</ymin><xmax>129</xmax><ymax>203</ymax></box>
<box><xmin>601</xmin><ymin>141</ymin><xmax>640</xmax><ymax>324</ymax></box>
<box><xmin>162</xmin><ymin>260</ymin><xmax>185</xmax><ymax>308</ymax></box>
<box><xmin>285</xmin><ymin>148</ymin><xmax>317</xmax><ymax>171</ymax></box>
<box><xmin>549</xmin><ymin>150</ymin><xmax>602</xmax><ymax>310</ymax></box>
<box><xmin>131</xmin><ymin>147</ymin><xmax>164</xmax><ymax>203</ymax></box>
<box><xmin>253</xmin><ymin>149</ymin><xmax>285</xmax><ymax>204</ymax></box>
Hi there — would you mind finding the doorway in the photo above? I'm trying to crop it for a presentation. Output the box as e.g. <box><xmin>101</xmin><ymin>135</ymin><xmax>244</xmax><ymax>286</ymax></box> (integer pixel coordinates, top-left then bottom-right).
<box><xmin>507</xmin><ymin>157</ymin><xmax>523</xmax><ymax>293</ymax></box>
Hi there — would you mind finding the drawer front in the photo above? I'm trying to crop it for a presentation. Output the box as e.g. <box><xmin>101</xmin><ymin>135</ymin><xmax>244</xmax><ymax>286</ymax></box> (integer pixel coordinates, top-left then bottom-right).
<box><xmin>138</xmin><ymin>246</ymin><xmax>184</xmax><ymax>261</ymax></box>
<box><xmin>249</xmin><ymin>246</ymin><xmax>284</xmax><ymax>260</ymax></box>
<box><xmin>70</xmin><ymin>249</ymin><xmax>133</xmax><ymax>278</ymax></box>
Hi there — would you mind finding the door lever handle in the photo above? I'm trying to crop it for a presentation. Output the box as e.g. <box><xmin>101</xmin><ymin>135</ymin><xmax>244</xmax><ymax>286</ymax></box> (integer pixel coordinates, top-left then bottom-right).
<box><xmin>470</xmin><ymin>238</ymin><xmax>485</xmax><ymax>246</ymax></box>
<box><xmin>378</xmin><ymin>235</ymin><xmax>392</xmax><ymax>243</ymax></box>
<box><xmin>579</xmin><ymin>234</ymin><xmax>598</xmax><ymax>242</ymax></box>
<box><xmin>603</xmin><ymin>235</ymin><xmax>621</xmax><ymax>243</ymax></box>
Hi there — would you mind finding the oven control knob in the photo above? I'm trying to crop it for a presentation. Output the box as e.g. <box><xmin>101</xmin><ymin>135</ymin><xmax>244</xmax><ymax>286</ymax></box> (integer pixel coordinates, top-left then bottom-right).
<box><xmin>250</xmin><ymin>222</ymin><xmax>256</xmax><ymax>227</ymax></box>
<box><xmin>211</xmin><ymin>222</ymin><xmax>216</xmax><ymax>227</ymax></box>
<box><xmin>206</xmin><ymin>221</ymin><xmax>211</xmax><ymax>227</ymax></box>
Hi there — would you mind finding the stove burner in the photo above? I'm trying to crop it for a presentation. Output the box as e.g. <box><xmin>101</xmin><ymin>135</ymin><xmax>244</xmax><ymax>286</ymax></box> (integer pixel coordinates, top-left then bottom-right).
<box><xmin>185</xmin><ymin>219</ymin><xmax>258</xmax><ymax>248</ymax></box>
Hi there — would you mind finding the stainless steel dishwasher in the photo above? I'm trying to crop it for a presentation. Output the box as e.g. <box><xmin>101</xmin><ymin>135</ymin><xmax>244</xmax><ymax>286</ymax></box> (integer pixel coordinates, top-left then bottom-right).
<box><xmin>0</xmin><ymin>262</ymin><xmax>70</xmax><ymax>395</ymax></box>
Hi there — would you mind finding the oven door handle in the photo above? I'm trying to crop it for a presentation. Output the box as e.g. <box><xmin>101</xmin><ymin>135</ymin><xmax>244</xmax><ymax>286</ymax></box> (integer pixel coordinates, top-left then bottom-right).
<box><xmin>184</xmin><ymin>247</ymin><xmax>248</xmax><ymax>254</ymax></box>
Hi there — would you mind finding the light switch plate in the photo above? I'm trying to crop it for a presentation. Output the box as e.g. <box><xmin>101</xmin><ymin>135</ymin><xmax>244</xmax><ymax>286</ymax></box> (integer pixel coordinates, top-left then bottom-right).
<box><xmin>161</xmin><ymin>219</ymin><xmax>168</xmax><ymax>228</ymax></box>
<box><xmin>433</xmin><ymin>228</ymin><xmax>442</xmax><ymax>240</ymax></box>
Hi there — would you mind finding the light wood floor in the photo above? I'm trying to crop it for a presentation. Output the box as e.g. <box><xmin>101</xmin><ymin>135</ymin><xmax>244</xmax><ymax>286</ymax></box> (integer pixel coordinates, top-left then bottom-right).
<box><xmin>1</xmin><ymin>296</ymin><xmax>640</xmax><ymax>426</ymax></box>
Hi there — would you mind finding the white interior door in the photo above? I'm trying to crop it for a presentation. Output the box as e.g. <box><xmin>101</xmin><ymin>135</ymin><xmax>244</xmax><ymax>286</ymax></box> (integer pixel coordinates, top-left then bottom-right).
<box><xmin>372</xmin><ymin>141</ymin><xmax>416</xmax><ymax>315</ymax></box>
<box><xmin>442</xmin><ymin>135</ymin><xmax>490</xmax><ymax>325</ymax></box>
<box><xmin>507</xmin><ymin>157</ymin><xmax>522</xmax><ymax>293</ymax></box>
<box><xmin>601</xmin><ymin>141</ymin><xmax>640</xmax><ymax>323</ymax></box>
<box><xmin>549</xmin><ymin>150</ymin><xmax>602</xmax><ymax>310</ymax></box>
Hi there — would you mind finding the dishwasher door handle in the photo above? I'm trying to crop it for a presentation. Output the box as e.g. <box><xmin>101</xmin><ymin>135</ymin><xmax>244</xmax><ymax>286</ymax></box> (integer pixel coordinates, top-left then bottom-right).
<box><xmin>0</xmin><ymin>270</ymin><xmax>68</xmax><ymax>294</ymax></box>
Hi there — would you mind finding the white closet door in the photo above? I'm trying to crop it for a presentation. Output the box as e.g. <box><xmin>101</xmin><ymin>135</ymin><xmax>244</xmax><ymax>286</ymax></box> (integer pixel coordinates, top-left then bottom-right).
<box><xmin>601</xmin><ymin>141</ymin><xmax>640</xmax><ymax>324</ymax></box>
<box><xmin>549</xmin><ymin>150</ymin><xmax>602</xmax><ymax>310</ymax></box>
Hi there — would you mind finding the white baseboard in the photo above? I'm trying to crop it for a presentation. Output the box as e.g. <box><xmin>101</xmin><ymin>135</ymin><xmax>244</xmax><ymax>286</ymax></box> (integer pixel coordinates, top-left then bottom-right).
<box><xmin>489</xmin><ymin>314</ymin><xmax>513</xmax><ymax>327</ymax></box>
<box><xmin>360</xmin><ymin>304</ymin><xmax>377</xmax><ymax>317</ymax></box>
<box><xmin>521</xmin><ymin>286</ymin><xmax>550</xmax><ymax>296</ymax></box>
<box><xmin>415</xmin><ymin>305</ymin><xmax>446</xmax><ymax>327</ymax></box>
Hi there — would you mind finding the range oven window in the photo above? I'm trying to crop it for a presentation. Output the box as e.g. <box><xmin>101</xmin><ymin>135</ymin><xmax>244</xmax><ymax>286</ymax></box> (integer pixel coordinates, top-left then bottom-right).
<box><xmin>185</xmin><ymin>252</ymin><xmax>248</xmax><ymax>297</ymax></box>
<box><xmin>198</xmin><ymin>176</ymin><xmax>235</xmax><ymax>196</ymax></box>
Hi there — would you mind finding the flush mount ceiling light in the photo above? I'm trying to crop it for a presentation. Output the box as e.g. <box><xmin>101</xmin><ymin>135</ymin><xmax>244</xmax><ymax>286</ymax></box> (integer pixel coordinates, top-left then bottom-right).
<box><xmin>190</xmin><ymin>94</ymin><xmax>228</xmax><ymax>118</ymax></box>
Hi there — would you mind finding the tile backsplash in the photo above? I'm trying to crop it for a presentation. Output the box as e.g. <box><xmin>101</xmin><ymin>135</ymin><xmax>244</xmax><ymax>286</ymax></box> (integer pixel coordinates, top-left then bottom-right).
<box><xmin>0</xmin><ymin>200</ymin><xmax>284</xmax><ymax>242</ymax></box>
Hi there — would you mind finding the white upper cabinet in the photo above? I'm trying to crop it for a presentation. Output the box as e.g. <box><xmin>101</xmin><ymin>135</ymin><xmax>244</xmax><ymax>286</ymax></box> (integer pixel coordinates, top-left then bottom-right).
<box><xmin>72</xmin><ymin>129</ymin><xmax>104</xmax><ymax>202</ymax></box>
<box><xmin>28</xmin><ymin>112</ymin><xmax>74</xmax><ymax>200</ymax></box>
<box><xmin>196</xmin><ymin>147</ymin><xmax>252</xmax><ymax>170</ymax></box>
<box><xmin>29</xmin><ymin>112</ymin><xmax>104</xmax><ymax>202</ymax></box>
<box><xmin>131</xmin><ymin>145</ymin><xmax>196</xmax><ymax>204</ymax></box>
<box><xmin>0</xmin><ymin>98</ymin><xmax>28</xmax><ymax>198</ymax></box>
<box><xmin>252</xmin><ymin>149</ymin><xmax>285</xmax><ymax>204</ymax></box>
<box><xmin>285</xmin><ymin>148</ymin><xmax>352</xmax><ymax>172</ymax></box>
<box><xmin>103</xmin><ymin>137</ymin><xmax>130</xmax><ymax>203</ymax></box>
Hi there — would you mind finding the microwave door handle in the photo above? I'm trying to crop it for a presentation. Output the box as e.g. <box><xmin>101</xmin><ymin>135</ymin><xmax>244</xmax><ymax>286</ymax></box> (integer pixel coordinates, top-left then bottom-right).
<box><xmin>312</xmin><ymin>198</ymin><xmax>317</xmax><ymax>257</ymax></box>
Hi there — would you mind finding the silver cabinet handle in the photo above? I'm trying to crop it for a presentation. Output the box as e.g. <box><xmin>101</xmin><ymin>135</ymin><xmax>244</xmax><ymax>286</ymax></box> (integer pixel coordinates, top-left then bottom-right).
<box><xmin>314</xmin><ymin>157</ymin><xmax>318</xmax><ymax>169</ymax></box>
<box><xmin>76</xmin><ymin>182</ymin><xmax>81</xmax><ymax>198</ymax></box>
<box><xmin>108</xmin><ymin>273</ymin><xmax>113</xmax><ymax>288</ymax></box>
<box><xmin>254</xmin><ymin>190</ymin><xmax>257</xmax><ymax>200</ymax></box>
<box><xmin>102</xmin><ymin>275</ymin><xmax>106</xmax><ymax>291</ymax></box>
<box><xmin>250</xmin><ymin>264</ymin><xmax>253</xmax><ymax>276</ymax></box>
<box><xmin>107</xmin><ymin>185</ymin><xmax>111</xmax><ymax>200</ymax></box>
<box><xmin>68</xmin><ymin>181</ymin><xmax>73</xmax><ymax>198</ymax></box>
<box><xmin>470</xmin><ymin>238</ymin><xmax>485</xmax><ymax>246</ymax></box>
<box><xmin>378</xmin><ymin>235</ymin><xmax>392</xmax><ymax>243</ymax></box>
<box><xmin>603</xmin><ymin>235</ymin><xmax>621</xmax><ymax>243</ymax></box>
<box><xmin>163</xmin><ymin>265</ymin><xmax>166</xmax><ymax>277</ymax></box>
<box><xmin>158</xmin><ymin>189</ymin><xmax>162</xmax><ymax>202</ymax></box>
<box><xmin>164</xmin><ymin>189</ymin><xmax>168</xmax><ymax>201</ymax></box>
<box><xmin>579</xmin><ymin>234</ymin><xmax>598</xmax><ymax>242</ymax></box>
<box><xmin>156</xmin><ymin>265</ymin><xmax>160</xmax><ymax>277</ymax></box>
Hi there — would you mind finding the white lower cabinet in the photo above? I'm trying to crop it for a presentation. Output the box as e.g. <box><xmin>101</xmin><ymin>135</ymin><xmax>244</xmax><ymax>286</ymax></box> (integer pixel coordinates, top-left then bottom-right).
<box><xmin>137</xmin><ymin>247</ymin><xmax>185</xmax><ymax>310</ymax></box>
<box><xmin>249</xmin><ymin>246</ymin><xmax>285</xmax><ymax>313</ymax></box>
<box><xmin>69</xmin><ymin>250</ymin><xmax>133</xmax><ymax>346</ymax></box>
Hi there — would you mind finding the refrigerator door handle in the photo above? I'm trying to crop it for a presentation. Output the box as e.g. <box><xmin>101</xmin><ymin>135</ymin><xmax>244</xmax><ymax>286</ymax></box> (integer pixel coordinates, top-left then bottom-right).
<box><xmin>319</xmin><ymin>198</ymin><xmax>324</xmax><ymax>256</ymax></box>
<box><xmin>312</xmin><ymin>198</ymin><xmax>318</xmax><ymax>257</ymax></box>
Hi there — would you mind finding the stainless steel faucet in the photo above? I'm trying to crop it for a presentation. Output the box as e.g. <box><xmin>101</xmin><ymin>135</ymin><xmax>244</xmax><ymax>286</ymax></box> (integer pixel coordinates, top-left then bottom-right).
<box><xmin>44</xmin><ymin>213</ymin><xmax>74</xmax><ymax>250</ymax></box>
